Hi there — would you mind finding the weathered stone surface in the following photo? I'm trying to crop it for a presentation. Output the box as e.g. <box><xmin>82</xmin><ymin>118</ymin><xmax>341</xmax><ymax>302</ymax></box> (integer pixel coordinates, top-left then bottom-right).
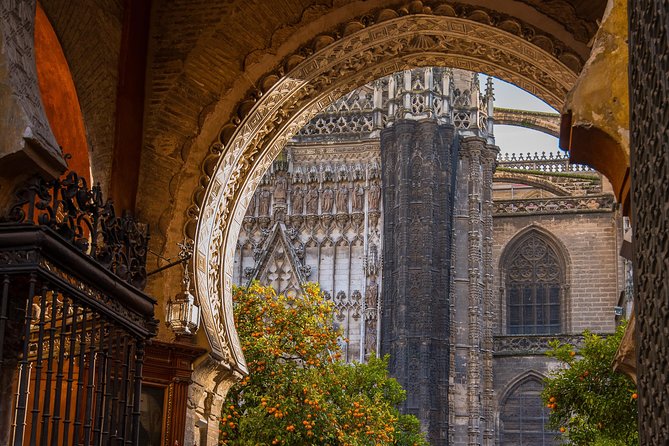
<box><xmin>380</xmin><ymin>119</ymin><xmax>455</xmax><ymax>444</ymax></box>
<box><xmin>560</xmin><ymin>0</ymin><xmax>630</xmax><ymax>210</ymax></box>
<box><xmin>493</xmin><ymin>107</ymin><xmax>560</xmax><ymax>137</ymax></box>
<box><xmin>0</xmin><ymin>0</ymin><xmax>65</xmax><ymax>182</ymax></box>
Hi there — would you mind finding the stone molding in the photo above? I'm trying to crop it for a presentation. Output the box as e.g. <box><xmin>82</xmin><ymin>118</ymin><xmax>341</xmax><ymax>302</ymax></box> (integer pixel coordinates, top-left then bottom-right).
<box><xmin>493</xmin><ymin>194</ymin><xmax>614</xmax><ymax>216</ymax></box>
<box><xmin>494</xmin><ymin>334</ymin><xmax>585</xmax><ymax>356</ymax></box>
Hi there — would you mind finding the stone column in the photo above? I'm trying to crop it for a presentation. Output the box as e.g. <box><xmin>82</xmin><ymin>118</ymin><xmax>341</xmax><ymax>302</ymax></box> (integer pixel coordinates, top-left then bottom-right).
<box><xmin>185</xmin><ymin>357</ymin><xmax>239</xmax><ymax>446</ymax></box>
<box><xmin>481</xmin><ymin>145</ymin><xmax>498</xmax><ymax>446</ymax></box>
<box><xmin>464</xmin><ymin>137</ymin><xmax>483</xmax><ymax>446</ymax></box>
<box><xmin>450</xmin><ymin>136</ymin><xmax>489</xmax><ymax>446</ymax></box>
<box><xmin>380</xmin><ymin>119</ymin><xmax>455</xmax><ymax>445</ymax></box>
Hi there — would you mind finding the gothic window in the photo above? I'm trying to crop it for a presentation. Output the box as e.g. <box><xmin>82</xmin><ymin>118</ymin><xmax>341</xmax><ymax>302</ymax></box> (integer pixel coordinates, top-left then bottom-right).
<box><xmin>505</xmin><ymin>231</ymin><xmax>564</xmax><ymax>335</ymax></box>
<box><xmin>500</xmin><ymin>376</ymin><xmax>559</xmax><ymax>445</ymax></box>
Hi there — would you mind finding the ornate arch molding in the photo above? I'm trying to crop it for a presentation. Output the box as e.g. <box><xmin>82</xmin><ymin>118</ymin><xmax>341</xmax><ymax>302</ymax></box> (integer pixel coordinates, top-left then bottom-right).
<box><xmin>499</xmin><ymin>225</ymin><xmax>571</xmax><ymax>334</ymax></box>
<box><xmin>192</xmin><ymin>10</ymin><xmax>581</xmax><ymax>374</ymax></box>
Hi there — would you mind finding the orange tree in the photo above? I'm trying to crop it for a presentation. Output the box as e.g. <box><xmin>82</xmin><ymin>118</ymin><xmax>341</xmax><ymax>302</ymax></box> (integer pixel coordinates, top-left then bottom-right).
<box><xmin>541</xmin><ymin>322</ymin><xmax>638</xmax><ymax>445</ymax></box>
<box><xmin>219</xmin><ymin>282</ymin><xmax>427</xmax><ymax>446</ymax></box>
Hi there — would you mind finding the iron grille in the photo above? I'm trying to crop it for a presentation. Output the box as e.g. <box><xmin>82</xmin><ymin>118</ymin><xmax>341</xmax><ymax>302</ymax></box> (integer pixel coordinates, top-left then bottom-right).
<box><xmin>0</xmin><ymin>173</ymin><xmax>157</xmax><ymax>446</ymax></box>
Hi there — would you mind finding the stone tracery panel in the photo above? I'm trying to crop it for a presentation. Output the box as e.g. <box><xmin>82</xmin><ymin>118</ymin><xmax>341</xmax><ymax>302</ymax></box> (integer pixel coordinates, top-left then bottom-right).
<box><xmin>498</xmin><ymin>373</ymin><xmax>559</xmax><ymax>445</ymax></box>
<box><xmin>505</xmin><ymin>232</ymin><xmax>564</xmax><ymax>335</ymax></box>
<box><xmin>500</xmin><ymin>228</ymin><xmax>570</xmax><ymax>337</ymax></box>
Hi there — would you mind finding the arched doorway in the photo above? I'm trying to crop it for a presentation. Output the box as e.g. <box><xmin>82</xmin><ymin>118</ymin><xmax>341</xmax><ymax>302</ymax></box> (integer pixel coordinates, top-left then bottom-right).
<box><xmin>189</xmin><ymin>11</ymin><xmax>583</xmax><ymax>374</ymax></box>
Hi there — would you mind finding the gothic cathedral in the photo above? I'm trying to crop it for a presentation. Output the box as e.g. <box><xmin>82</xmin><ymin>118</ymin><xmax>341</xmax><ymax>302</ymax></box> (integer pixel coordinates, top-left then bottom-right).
<box><xmin>234</xmin><ymin>68</ymin><xmax>624</xmax><ymax>445</ymax></box>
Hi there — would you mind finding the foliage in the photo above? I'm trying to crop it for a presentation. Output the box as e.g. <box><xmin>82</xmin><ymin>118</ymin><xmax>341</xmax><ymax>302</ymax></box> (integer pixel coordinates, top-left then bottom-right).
<box><xmin>219</xmin><ymin>282</ymin><xmax>427</xmax><ymax>446</ymax></box>
<box><xmin>541</xmin><ymin>322</ymin><xmax>638</xmax><ymax>445</ymax></box>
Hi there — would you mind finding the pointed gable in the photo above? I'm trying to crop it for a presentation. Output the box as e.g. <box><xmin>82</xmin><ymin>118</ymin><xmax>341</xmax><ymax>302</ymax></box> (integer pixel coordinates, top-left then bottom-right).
<box><xmin>247</xmin><ymin>223</ymin><xmax>310</xmax><ymax>296</ymax></box>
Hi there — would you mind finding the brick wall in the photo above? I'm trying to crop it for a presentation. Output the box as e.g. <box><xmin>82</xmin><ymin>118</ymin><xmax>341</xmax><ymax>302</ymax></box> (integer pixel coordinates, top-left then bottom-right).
<box><xmin>40</xmin><ymin>0</ymin><xmax>123</xmax><ymax>191</ymax></box>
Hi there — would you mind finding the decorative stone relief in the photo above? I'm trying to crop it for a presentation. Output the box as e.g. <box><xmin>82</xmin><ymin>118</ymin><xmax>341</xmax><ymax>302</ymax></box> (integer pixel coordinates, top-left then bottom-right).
<box><xmin>246</xmin><ymin>223</ymin><xmax>309</xmax><ymax>297</ymax></box>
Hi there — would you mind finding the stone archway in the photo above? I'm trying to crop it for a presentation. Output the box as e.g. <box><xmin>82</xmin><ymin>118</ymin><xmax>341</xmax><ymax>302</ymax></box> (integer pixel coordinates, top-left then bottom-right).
<box><xmin>34</xmin><ymin>3</ymin><xmax>90</xmax><ymax>181</ymax></box>
<box><xmin>190</xmin><ymin>11</ymin><xmax>582</xmax><ymax>374</ymax></box>
<box><xmin>493</xmin><ymin>108</ymin><xmax>560</xmax><ymax>138</ymax></box>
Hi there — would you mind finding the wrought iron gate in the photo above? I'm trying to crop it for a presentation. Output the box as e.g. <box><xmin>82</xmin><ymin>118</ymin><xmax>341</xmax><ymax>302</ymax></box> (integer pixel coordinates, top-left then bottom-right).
<box><xmin>0</xmin><ymin>172</ymin><xmax>157</xmax><ymax>445</ymax></box>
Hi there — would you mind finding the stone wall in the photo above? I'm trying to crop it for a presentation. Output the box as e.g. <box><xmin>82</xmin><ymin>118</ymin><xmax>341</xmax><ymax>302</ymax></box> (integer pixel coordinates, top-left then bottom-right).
<box><xmin>492</xmin><ymin>211</ymin><xmax>623</xmax><ymax>336</ymax></box>
<box><xmin>233</xmin><ymin>141</ymin><xmax>382</xmax><ymax>363</ymax></box>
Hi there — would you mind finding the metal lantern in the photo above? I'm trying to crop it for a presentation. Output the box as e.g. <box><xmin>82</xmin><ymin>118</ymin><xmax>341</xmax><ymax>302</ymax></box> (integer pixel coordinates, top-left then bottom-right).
<box><xmin>166</xmin><ymin>240</ymin><xmax>200</xmax><ymax>336</ymax></box>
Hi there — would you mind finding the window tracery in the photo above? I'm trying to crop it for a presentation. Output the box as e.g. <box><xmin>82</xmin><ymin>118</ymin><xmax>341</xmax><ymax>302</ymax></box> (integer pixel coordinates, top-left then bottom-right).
<box><xmin>499</xmin><ymin>376</ymin><xmax>558</xmax><ymax>445</ymax></box>
<box><xmin>505</xmin><ymin>231</ymin><xmax>564</xmax><ymax>335</ymax></box>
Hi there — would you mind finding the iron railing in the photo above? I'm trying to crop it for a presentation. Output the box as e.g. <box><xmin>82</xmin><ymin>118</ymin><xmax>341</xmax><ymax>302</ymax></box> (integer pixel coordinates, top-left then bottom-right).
<box><xmin>496</xmin><ymin>151</ymin><xmax>595</xmax><ymax>173</ymax></box>
<box><xmin>0</xmin><ymin>172</ymin><xmax>156</xmax><ymax>446</ymax></box>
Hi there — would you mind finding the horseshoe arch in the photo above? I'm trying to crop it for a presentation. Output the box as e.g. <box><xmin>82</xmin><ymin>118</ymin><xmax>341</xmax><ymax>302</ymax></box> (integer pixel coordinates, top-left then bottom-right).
<box><xmin>192</xmin><ymin>12</ymin><xmax>580</xmax><ymax>375</ymax></box>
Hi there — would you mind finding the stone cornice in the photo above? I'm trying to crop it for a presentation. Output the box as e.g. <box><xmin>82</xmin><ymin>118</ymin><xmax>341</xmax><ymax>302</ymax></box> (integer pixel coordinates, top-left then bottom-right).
<box><xmin>493</xmin><ymin>194</ymin><xmax>615</xmax><ymax>216</ymax></box>
<box><xmin>494</xmin><ymin>334</ymin><xmax>586</xmax><ymax>356</ymax></box>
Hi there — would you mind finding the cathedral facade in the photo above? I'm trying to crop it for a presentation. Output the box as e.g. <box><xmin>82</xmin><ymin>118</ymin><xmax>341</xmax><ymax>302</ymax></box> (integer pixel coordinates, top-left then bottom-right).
<box><xmin>234</xmin><ymin>68</ymin><xmax>625</xmax><ymax>445</ymax></box>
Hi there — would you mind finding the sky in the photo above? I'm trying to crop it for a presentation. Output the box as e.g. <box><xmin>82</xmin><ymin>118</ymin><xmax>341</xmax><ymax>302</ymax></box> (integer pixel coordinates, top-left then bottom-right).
<box><xmin>481</xmin><ymin>76</ymin><xmax>561</xmax><ymax>157</ymax></box>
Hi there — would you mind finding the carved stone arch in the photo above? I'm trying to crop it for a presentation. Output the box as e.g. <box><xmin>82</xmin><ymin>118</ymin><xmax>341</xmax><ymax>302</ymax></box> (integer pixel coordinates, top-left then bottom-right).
<box><xmin>493</xmin><ymin>109</ymin><xmax>561</xmax><ymax>138</ymax></box>
<box><xmin>497</xmin><ymin>369</ymin><xmax>548</xmax><ymax>407</ymax></box>
<box><xmin>500</xmin><ymin>224</ymin><xmax>571</xmax><ymax>276</ymax></box>
<box><xmin>496</xmin><ymin>370</ymin><xmax>557</xmax><ymax>446</ymax></box>
<box><xmin>192</xmin><ymin>12</ymin><xmax>583</xmax><ymax>375</ymax></box>
<box><xmin>34</xmin><ymin>4</ymin><xmax>90</xmax><ymax>181</ymax></box>
<box><xmin>336</xmin><ymin>238</ymin><xmax>350</xmax><ymax>247</ymax></box>
<box><xmin>493</xmin><ymin>171</ymin><xmax>573</xmax><ymax>197</ymax></box>
<box><xmin>499</xmin><ymin>225</ymin><xmax>571</xmax><ymax>335</ymax></box>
